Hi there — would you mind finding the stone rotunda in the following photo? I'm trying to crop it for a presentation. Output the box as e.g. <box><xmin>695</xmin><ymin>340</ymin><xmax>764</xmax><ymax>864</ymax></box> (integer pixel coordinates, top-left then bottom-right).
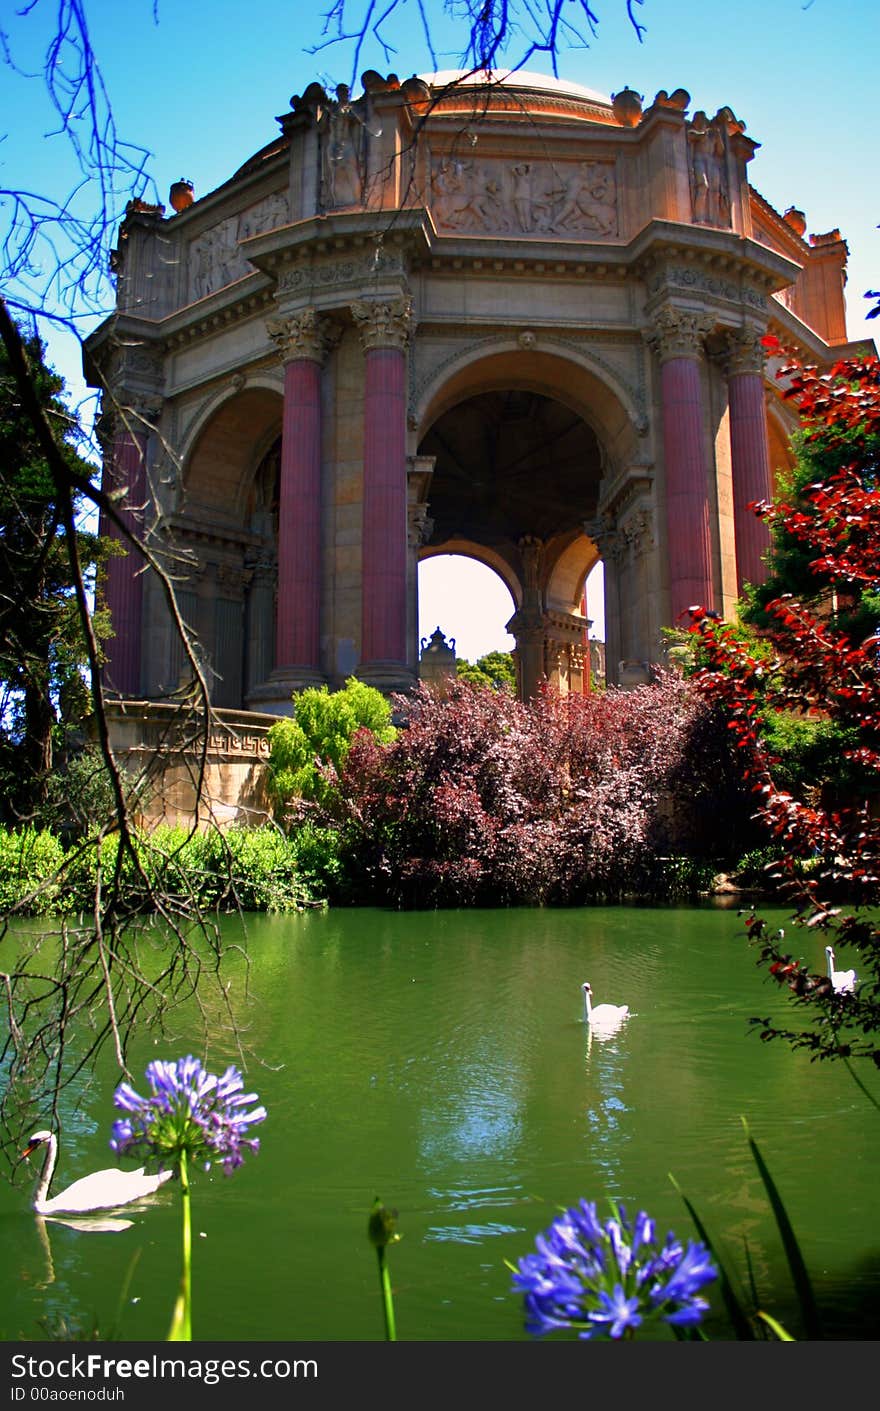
<box><xmin>85</xmin><ymin>68</ymin><xmax>866</xmax><ymax>814</ymax></box>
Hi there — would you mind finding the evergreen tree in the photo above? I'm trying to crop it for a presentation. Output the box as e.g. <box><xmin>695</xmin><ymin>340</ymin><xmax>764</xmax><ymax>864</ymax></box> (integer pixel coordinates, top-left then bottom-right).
<box><xmin>0</xmin><ymin>324</ymin><xmax>110</xmax><ymax>819</ymax></box>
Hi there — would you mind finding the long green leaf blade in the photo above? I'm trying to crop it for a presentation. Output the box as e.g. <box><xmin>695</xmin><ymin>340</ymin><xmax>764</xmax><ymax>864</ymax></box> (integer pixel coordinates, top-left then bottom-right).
<box><xmin>741</xmin><ymin>1117</ymin><xmax>821</xmax><ymax>1339</ymax></box>
<box><xmin>669</xmin><ymin>1172</ymin><xmax>755</xmax><ymax>1340</ymax></box>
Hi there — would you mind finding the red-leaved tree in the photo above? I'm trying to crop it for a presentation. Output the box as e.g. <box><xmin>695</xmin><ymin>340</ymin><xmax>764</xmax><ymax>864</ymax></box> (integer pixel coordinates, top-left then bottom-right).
<box><xmin>689</xmin><ymin>344</ymin><xmax>880</xmax><ymax>1067</ymax></box>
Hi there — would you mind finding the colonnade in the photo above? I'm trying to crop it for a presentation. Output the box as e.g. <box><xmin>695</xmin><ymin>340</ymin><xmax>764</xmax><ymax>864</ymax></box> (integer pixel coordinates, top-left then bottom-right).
<box><xmin>101</xmin><ymin>298</ymin><xmax>776</xmax><ymax>700</ymax></box>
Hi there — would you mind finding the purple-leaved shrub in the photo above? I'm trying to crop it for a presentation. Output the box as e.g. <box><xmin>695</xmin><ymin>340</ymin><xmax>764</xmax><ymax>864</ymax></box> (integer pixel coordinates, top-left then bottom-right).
<box><xmin>318</xmin><ymin>673</ymin><xmax>754</xmax><ymax>907</ymax></box>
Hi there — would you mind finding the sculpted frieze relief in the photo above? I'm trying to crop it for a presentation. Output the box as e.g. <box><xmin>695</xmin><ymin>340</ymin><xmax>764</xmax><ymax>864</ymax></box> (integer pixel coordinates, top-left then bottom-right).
<box><xmin>237</xmin><ymin>191</ymin><xmax>290</xmax><ymax>242</ymax></box>
<box><xmin>429</xmin><ymin>155</ymin><xmax>618</xmax><ymax>238</ymax></box>
<box><xmin>189</xmin><ymin>217</ymin><xmax>250</xmax><ymax>302</ymax></box>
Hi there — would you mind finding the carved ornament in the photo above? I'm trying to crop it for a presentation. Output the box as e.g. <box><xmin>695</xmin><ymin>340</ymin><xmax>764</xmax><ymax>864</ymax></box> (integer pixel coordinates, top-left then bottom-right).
<box><xmin>351</xmin><ymin>296</ymin><xmax>413</xmax><ymax>352</ymax></box>
<box><xmin>724</xmin><ymin>326</ymin><xmax>768</xmax><ymax>377</ymax></box>
<box><xmin>266</xmin><ymin>308</ymin><xmax>341</xmax><ymax>364</ymax></box>
<box><xmin>277</xmin><ymin>248</ymin><xmax>404</xmax><ymax>295</ymax></box>
<box><xmin>407</xmin><ymin>503</ymin><xmax>434</xmax><ymax>547</ymax></box>
<box><xmin>645</xmin><ymin>307</ymin><xmax>715</xmax><ymax>363</ymax></box>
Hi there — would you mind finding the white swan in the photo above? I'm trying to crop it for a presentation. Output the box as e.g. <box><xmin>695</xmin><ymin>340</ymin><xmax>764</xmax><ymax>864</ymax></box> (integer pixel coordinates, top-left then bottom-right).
<box><xmin>825</xmin><ymin>945</ymin><xmax>857</xmax><ymax>994</ymax></box>
<box><xmin>19</xmin><ymin>1130</ymin><xmax>173</xmax><ymax>1215</ymax></box>
<box><xmin>582</xmin><ymin>981</ymin><xmax>630</xmax><ymax>1031</ymax></box>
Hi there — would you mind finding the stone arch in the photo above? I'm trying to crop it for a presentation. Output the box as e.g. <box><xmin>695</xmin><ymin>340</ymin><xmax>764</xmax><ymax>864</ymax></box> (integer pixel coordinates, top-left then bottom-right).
<box><xmin>165</xmin><ymin>386</ymin><xmax>284</xmax><ymax>709</ymax></box>
<box><xmin>420</xmin><ymin>538</ymin><xmax>522</xmax><ymax>610</ymax></box>
<box><xmin>414</xmin><ymin>340</ymin><xmax>644</xmax><ymax>474</ymax></box>
<box><xmin>413</xmin><ymin>345</ymin><xmax>637</xmax><ymax>697</ymax></box>
<box><xmin>182</xmin><ymin>385</ymin><xmax>284</xmax><ymax>522</ymax></box>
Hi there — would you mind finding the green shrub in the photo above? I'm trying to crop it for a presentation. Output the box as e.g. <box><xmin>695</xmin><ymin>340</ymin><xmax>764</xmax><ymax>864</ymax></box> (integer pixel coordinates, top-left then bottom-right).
<box><xmin>0</xmin><ymin>827</ymin><xmax>66</xmax><ymax>914</ymax></box>
<box><xmin>267</xmin><ymin>676</ymin><xmax>396</xmax><ymax>813</ymax></box>
<box><xmin>0</xmin><ymin>821</ymin><xmax>327</xmax><ymax>915</ymax></box>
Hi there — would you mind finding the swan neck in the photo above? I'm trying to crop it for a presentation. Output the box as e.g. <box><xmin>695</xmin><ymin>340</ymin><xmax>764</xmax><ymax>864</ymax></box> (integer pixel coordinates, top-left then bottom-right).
<box><xmin>583</xmin><ymin>989</ymin><xmax>592</xmax><ymax>1021</ymax></box>
<box><xmin>33</xmin><ymin>1135</ymin><xmax>57</xmax><ymax>1213</ymax></box>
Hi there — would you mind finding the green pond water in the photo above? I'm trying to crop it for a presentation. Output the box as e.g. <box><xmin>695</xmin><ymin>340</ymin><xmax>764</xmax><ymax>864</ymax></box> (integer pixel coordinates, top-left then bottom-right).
<box><xmin>1</xmin><ymin>903</ymin><xmax>878</xmax><ymax>1342</ymax></box>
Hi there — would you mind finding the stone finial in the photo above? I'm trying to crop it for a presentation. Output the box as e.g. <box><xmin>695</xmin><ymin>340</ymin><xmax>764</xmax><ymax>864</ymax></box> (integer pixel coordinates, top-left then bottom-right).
<box><xmin>644</xmin><ymin>306</ymin><xmax>715</xmax><ymax>362</ymax></box>
<box><xmin>351</xmin><ymin>296</ymin><xmax>414</xmax><ymax>352</ymax></box>
<box><xmin>724</xmin><ymin>326</ymin><xmax>768</xmax><ymax>378</ymax></box>
<box><xmin>266</xmin><ymin>308</ymin><xmax>341</xmax><ymax>364</ymax></box>
<box><xmin>611</xmin><ymin>87</ymin><xmax>643</xmax><ymax>127</ymax></box>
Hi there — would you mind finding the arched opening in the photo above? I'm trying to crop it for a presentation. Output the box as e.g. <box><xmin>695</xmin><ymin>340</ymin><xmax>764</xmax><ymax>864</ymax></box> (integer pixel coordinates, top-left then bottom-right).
<box><xmin>418</xmin><ymin>554</ymin><xmax>516</xmax><ymax>666</ymax></box>
<box><xmin>161</xmin><ymin>389</ymin><xmax>283</xmax><ymax>708</ymax></box>
<box><xmin>416</xmin><ymin>377</ymin><xmax>609</xmax><ymax>699</ymax></box>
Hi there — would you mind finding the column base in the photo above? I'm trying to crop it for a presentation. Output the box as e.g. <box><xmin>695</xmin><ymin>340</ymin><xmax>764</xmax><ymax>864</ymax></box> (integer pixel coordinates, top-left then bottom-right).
<box><xmin>356</xmin><ymin>661</ymin><xmax>418</xmax><ymax>696</ymax></box>
<box><xmin>246</xmin><ymin>667</ymin><xmax>328</xmax><ymax>715</ymax></box>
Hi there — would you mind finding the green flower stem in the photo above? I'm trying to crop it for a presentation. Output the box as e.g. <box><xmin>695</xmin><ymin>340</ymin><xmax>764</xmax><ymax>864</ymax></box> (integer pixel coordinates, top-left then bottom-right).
<box><xmin>167</xmin><ymin>1151</ymin><xmax>192</xmax><ymax>1341</ymax></box>
<box><xmin>377</xmin><ymin>1246</ymin><xmax>396</xmax><ymax>1342</ymax></box>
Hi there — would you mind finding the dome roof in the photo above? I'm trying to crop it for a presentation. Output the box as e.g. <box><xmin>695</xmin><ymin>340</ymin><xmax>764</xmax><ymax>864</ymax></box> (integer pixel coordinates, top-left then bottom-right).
<box><xmin>419</xmin><ymin>68</ymin><xmax>613</xmax><ymax>109</ymax></box>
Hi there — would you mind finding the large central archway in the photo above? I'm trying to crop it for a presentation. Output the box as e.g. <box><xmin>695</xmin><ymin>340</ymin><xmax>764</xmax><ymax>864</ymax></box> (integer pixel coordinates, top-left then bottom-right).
<box><xmin>414</xmin><ymin>344</ymin><xmax>644</xmax><ymax>698</ymax></box>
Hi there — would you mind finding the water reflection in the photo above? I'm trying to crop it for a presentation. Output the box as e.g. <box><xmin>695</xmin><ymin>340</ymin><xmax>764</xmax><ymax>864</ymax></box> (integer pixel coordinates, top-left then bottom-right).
<box><xmin>582</xmin><ymin>1015</ymin><xmax>632</xmax><ymax>1188</ymax></box>
<box><xmin>32</xmin><ymin>1213</ymin><xmax>134</xmax><ymax>1287</ymax></box>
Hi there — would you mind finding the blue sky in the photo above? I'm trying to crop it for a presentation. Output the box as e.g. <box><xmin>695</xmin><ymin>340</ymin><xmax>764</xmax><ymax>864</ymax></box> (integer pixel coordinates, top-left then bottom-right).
<box><xmin>2</xmin><ymin>0</ymin><xmax>876</xmax><ymax>658</ymax></box>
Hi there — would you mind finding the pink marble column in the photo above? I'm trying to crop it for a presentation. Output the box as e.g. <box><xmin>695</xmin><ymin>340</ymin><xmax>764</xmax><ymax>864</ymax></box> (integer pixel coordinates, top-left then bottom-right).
<box><xmin>352</xmin><ymin>297</ymin><xmax>413</xmax><ymax>683</ymax></box>
<box><xmin>101</xmin><ymin>423</ymin><xmax>147</xmax><ymax>697</ymax></box>
<box><xmin>727</xmin><ymin>329</ymin><xmax>772</xmax><ymax>593</ymax></box>
<box><xmin>649</xmin><ymin>308</ymin><xmax>715</xmax><ymax>623</ymax></box>
<box><xmin>266</xmin><ymin>310</ymin><xmax>339</xmax><ymax>688</ymax></box>
<box><xmin>277</xmin><ymin>356</ymin><xmax>322</xmax><ymax>671</ymax></box>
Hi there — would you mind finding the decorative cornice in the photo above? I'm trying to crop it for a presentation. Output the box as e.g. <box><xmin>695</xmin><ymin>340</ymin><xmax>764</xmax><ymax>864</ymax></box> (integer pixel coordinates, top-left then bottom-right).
<box><xmin>644</xmin><ymin>306</ymin><xmax>715</xmax><ymax>362</ymax></box>
<box><xmin>351</xmin><ymin>295</ymin><xmax>414</xmax><ymax>352</ymax></box>
<box><xmin>266</xmin><ymin>308</ymin><xmax>342</xmax><ymax>364</ymax></box>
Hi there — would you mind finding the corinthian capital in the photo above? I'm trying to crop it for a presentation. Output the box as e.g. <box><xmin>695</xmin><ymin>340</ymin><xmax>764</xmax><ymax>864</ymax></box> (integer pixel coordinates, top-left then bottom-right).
<box><xmin>645</xmin><ymin>306</ymin><xmax>715</xmax><ymax>363</ymax></box>
<box><xmin>351</xmin><ymin>296</ymin><xmax>414</xmax><ymax>352</ymax></box>
<box><xmin>724</xmin><ymin>325</ymin><xmax>768</xmax><ymax>377</ymax></box>
<box><xmin>266</xmin><ymin>308</ymin><xmax>341</xmax><ymax>364</ymax></box>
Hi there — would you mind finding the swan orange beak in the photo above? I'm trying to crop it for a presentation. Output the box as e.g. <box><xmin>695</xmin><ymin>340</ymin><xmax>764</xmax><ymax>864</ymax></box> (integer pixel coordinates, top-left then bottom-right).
<box><xmin>19</xmin><ymin>1139</ymin><xmax>41</xmax><ymax>1161</ymax></box>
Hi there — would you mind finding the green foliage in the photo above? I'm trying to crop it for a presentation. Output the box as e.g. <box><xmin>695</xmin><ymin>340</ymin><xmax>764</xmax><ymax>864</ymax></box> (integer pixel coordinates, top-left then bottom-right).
<box><xmin>0</xmin><ymin>822</ymin><xmax>326</xmax><ymax>915</ymax></box>
<box><xmin>287</xmin><ymin>821</ymin><xmax>345</xmax><ymax>896</ymax></box>
<box><xmin>0</xmin><ymin>826</ymin><xmax>66</xmax><ymax>913</ymax></box>
<box><xmin>760</xmin><ymin>709</ymin><xmax>861</xmax><ymax>801</ymax></box>
<box><xmin>455</xmin><ymin>650</ymin><xmax>516</xmax><ymax>693</ymax></box>
<box><xmin>741</xmin><ymin>408</ymin><xmax>880</xmax><ymax>644</ymax></box>
<box><xmin>266</xmin><ymin>676</ymin><xmax>396</xmax><ymax>811</ymax></box>
<box><xmin>0</xmin><ymin>323</ymin><xmax>113</xmax><ymax>819</ymax></box>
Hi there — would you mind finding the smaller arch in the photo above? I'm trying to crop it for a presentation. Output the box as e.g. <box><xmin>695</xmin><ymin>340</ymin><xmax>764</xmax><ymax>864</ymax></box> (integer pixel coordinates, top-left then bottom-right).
<box><xmin>183</xmin><ymin>384</ymin><xmax>283</xmax><ymax>521</ymax></box>
<box><xmin>420</xmin><ymin>538</ymin><xmax>522</xmax><ymax>609</ymax></box>
<box><xmin>546</xmin><ymin>534</ymin><xmax>602</xmax><ymax>615</ymax></box>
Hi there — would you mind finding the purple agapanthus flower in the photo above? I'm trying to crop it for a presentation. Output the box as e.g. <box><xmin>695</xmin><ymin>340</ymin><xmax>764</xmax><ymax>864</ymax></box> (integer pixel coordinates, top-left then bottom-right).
<box><xmin>512</xmin><ymin>1199</ymin><xmax>717</xmax><ymax>1340</ymax></box>
<box><xmin>111</xmin><ymin>1056</ymin><xmax>266</xmax><ymax>1175</ymax></box>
